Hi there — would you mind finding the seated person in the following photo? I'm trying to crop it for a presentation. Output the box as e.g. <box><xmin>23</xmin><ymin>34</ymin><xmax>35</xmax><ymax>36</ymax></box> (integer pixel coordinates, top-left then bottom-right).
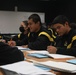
<box><xmin>8</xmin><ymin>14</ymin><xmax>56</xmax><ymax>50</ymax></box>
<box><xmin>0</xmin><ymin>42</ymin><xmax>24</xmax><ymax>65</ymax></box>
<box><xmin>47</xmin><ymin>15</ymin><xmax>76</xmax><ymax>57</ymax></box>
<box><xmin>8</xmin><ymin>20</ymin><xmax>29</xmax><ymax>46</ymax></box>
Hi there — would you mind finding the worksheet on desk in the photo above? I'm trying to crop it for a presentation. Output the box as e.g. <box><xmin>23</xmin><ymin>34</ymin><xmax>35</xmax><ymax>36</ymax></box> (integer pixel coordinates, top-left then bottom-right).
<box><xmin>0</xmin><ymin>61</ymin><xmax>55</xmax><ymax>75</ymax></box>
<box><xmin>16</xmin><ymin>46</ymin><xmax>30</xmax><ymax>50</ymax></box>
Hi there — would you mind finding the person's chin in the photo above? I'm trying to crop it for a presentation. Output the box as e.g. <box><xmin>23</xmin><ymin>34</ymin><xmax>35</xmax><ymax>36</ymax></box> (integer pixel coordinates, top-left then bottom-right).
<box><xmin>59</xmin><ymin>34</ymin><xmax>63</xmax><ymax>36</ymax></box>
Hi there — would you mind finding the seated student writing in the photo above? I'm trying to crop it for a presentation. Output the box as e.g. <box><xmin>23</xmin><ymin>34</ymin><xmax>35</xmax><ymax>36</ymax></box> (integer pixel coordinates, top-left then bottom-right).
<box><xmin>8</xmin><ymin>20</ymin><xmax>29</xmax><ymax>46</ymax></box>
<box><xmin>8</xmin><ymin>14</ymin><xmax>56</xmax><ymax>50</ymax></box>
<box><xmin>47</xmin><ymin>15</ymin><xmax>76</xmax><ymax>57</ymax></box>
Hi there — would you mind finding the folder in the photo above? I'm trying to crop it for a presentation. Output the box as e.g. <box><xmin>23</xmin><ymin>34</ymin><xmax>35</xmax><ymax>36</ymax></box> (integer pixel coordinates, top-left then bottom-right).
<box><xmin>28</xmin><ymin>53</ymin><xmax>48</xmax><ymax>58</ymax></box>
<box><xmin>27</xmin><ymin>51</ymin><xmax>75</xmax><ymax>59</ymax></box>
<box><xmin>66</xmin><ymin>59</ymin><xmax>76</xmax><ymax>65</ymax></box>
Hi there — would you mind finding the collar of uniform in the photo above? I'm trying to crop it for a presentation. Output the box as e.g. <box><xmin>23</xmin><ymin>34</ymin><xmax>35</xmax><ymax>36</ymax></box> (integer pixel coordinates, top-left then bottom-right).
<box><xmin>63</xmin><ymin>29</ymin><xmax>73</xmax><ymax>38</ymax></box>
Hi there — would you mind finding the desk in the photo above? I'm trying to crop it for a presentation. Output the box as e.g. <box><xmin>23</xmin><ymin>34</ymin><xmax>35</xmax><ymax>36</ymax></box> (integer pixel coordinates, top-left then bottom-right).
<box><xmin>23</xmin><ymin>50</ymin><xmax>76</xmax><ymax>75</ymax></box>
<box><xmin>0</xmin><ymin>50</ymin><xmax>76</xmax><ymax>75</ymax></box>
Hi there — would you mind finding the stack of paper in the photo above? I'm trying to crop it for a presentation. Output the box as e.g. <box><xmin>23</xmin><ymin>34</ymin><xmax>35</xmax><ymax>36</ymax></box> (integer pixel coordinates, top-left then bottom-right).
<box><xmin>27</xmin><ymin>51</ymin><xmax>75</xmax><ymax>59</ymax></box>
<box><xmin>47</xmin><ymin>54</ymin><xmax>75</xmax><ymax>59</ymax></box>
<box><xmin>0</xmin><ymin>61</ymin><xmax>55</xmax><ymax>75</ymax></box>
<box><xmin>27</xmin><ymin>51</ymin><xmax>49</xmax><ymax>54</ymax></box>
<box><xmin>33</xmin><ymin>61</ymin><xmax>76</xmax><ymax>73</ymax></box>
<box><xmin>16</xmin><ymin>46</ymin><xmax>30</xmax><ymax>51</ymax></box>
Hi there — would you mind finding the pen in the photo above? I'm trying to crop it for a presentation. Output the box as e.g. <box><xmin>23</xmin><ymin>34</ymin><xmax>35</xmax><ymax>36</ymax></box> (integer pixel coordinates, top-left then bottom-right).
<box><xmin>50</xmin><ymin>42</ymin><xmax>54</xmax><ymax>46</ymax></box>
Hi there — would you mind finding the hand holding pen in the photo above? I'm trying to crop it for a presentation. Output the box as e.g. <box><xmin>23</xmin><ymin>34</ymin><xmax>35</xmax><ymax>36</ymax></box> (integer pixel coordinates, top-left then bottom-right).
<box><xmin>8</xmin><ymin>38</ymin><xmax>16</xmax><ymax>46</ymax></box>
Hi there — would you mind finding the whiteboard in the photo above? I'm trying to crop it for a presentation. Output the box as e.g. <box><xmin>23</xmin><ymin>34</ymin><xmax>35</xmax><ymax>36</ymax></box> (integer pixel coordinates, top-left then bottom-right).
<box><xmin>0</xmin><ymin>11</ymin><xmax>45</xmax><ymax>33</ymax></box>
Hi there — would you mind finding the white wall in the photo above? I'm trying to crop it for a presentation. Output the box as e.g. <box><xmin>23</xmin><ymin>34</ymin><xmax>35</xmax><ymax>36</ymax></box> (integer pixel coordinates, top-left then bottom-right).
<box><xmin>0</xmin><ymin>11</ymin><xmax>45</xmax><ymax>33</ymax></box>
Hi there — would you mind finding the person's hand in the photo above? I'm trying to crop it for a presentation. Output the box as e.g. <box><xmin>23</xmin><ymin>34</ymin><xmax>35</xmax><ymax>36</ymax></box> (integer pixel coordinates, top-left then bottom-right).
<box><xmin>47</xmin><ymin>46</ymin><xmax>57</xmax><ymax>54</ymax></box>
<box><xmin>8</xmin><ymin>41</ymin><xmax>16</xmax><ymax>46</ymax></box>
<box><xmin>0</xmin><ymin>39</ymin><xmax>6</xmax><ymax>43</ymax></box>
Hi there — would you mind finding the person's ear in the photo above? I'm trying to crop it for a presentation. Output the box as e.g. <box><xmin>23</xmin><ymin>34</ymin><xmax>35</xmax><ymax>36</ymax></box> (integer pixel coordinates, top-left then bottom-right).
<box><xmin>65</xmin><ymin>22</ymin><xmax>69</xmax><ymax>26</ymax></box>
<box><xmin>37</xmin><ymin>21</ymin><xmax>40</xmax><ymax>25</ymax></box>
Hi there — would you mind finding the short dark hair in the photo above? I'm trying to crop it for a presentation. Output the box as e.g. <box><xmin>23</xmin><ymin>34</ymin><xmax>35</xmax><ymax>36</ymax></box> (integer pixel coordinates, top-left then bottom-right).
<box><xmin>22</xmin><ymin>20</ymin><xmax>28</xmax><ymax>26</ymax></box>
<box><xmin>70</xmin><ymin>23</ymin><xmax>76</xmax><ymax>29</ymax></box>
<box><xmin>28</xmin><ymin>14</ymin><xmax>41</xmax><ymax>25</ymax></box>
<box><xmin>52</xmin><ymin>15</ymin><xmax>70</xmax><ymax>25</ymax></box>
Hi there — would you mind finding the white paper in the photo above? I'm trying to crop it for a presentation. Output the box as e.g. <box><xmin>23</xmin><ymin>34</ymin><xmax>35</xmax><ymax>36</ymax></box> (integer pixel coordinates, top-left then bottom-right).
<box><xmin>34</xmin><ymin>61</ymin><xmax>76</xmax><ymax>73</ymax></box>
<box><xmin>26</xmin><ymin>50</ymin><xmax>49</xmax><ymax>54</ymax></box>
<box><xmin>0</xmin><ymin>61</ymin><xmax>55</xmax><ymax>75</ymax></box>
<box><xmin>47</xmin><ymin>54</ymin><xmax>75</xmax><ymax>59</ymax></box>
<box><xmin>16</xmin><ymin>46</ymin><xmax>30</xmax><ymax>50</ymax></box>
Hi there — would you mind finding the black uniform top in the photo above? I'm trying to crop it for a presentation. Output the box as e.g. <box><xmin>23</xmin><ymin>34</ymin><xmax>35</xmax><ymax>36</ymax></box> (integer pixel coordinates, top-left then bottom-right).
<box><xmin>12</xmin><ymin>33</ymin><xmax>28</xmax><ymax>46</ymax></box>
<box><xmin>0</xmin><ymin>42</ymin><xmax>24</xmax><ymax>65</ymax></box>
<box><xmin>28</xmin><ymin>26</ymin><xmax>55</xmax><ymax>50</ymax></box>
<box><xmin>55</xmin><ymin>29</ymin><xmax>76</xmax><ymax>57</ymax></box>
<box><xmin>12</xmin><ymin>33</ymin><xmax>27</xmax><ymax>41</ymax></box>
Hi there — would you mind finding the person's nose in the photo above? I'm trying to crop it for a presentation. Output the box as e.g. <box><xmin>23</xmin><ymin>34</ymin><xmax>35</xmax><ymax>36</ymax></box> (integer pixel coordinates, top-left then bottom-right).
<box><xmin>28</xmin><ymin>25</ymin><xmax>30</xmax><ymax>28</ymax></box>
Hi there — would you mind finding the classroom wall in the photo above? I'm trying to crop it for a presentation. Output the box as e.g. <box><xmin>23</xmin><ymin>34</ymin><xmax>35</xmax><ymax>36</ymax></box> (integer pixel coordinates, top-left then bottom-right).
<box><xmin>0</xmin><ymin>11</ymin><xmax>45</xmax><ymax>33</ymax></box>
<box><xmin>0</xmin><ymin>0</ymin><xmax>76</xmax><ymax>26</ymax></box>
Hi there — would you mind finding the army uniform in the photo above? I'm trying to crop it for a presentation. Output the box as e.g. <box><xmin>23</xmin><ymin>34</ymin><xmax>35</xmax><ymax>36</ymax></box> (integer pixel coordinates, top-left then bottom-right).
<box><xmin>12</xmin><ymin>33</ymin><xmax>28</xmax><ymax>46</ymax></box>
